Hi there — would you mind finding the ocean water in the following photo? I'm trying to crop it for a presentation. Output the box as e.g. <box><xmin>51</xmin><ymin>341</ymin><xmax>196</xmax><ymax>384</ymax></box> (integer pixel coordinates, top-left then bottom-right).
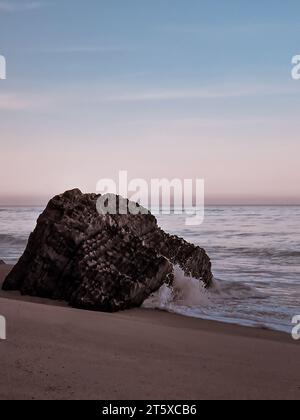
<box><xmin>0</xmin><ymin>206</ymin><xmax>299</xmax><ymax>333</ymax></box>
<box><xmin>0</xmin><ymin>207</ymin><xmax>43</xmax><ymax>264</ymax></box>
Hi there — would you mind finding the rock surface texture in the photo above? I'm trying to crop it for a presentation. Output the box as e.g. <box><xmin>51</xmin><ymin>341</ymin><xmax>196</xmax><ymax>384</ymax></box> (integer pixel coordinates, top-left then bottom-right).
<box><xmin>2</xmin><ymin>190</ymin><xmax>213</xmax><ymax>312</ymax></box>
<box><xmin>0</xmin><ymin>260</ymin><xmax>5</xmax><ymax>265</ymax></box>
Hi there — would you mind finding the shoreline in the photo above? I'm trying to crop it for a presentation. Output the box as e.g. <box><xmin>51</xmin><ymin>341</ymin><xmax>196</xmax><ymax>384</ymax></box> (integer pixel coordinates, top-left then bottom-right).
<box><xmin>0</xmin><ymin>265</ymin><xmax>299</xmax><ymax>400</ymax></box>
<box><xmin>0</xmin><ymin>265</ymin><xmax>291</xmax><ymax>336</ymax></box>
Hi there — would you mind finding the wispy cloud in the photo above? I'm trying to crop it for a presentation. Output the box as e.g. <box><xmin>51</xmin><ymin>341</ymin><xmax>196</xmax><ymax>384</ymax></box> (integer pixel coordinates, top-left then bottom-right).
<box><xmin>0</xmin><ymin>1</ymin><xmax>46</xmax><ymax>13</ymax></box>
<box><xmin>1</xmin><ymin>82</ymin><xmax>299</xmax><ymax>112</ymax></box>
<box><xmin>160</xmin><ymin>22</ymin><xmax>300</xmax><ymax>36</ymax></box>
<box><xmin>42</xmin><ymin>45</ymin><xmax>132</xmax><ymax>54</ymax></box>
<box><xmin>104</xmin><ymin>88</ymin><xmax>238</xmax><ymax>102</ymax></box>
<box><xmin>103</xmin><ymin>83</ymin><xmax>300</xmax><ymax>103</ymax></box>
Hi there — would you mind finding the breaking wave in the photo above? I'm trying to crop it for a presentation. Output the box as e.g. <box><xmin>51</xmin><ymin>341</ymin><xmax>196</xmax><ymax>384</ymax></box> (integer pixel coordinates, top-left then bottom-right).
<box><xmin>143</xmin><ymin>265</ymin><xmax>296</xmax><ymax>333</ymax></box>
<box><xmin>143</xmin><ymin>266</ymin><xmax>263</xmax><ymax>313</ymax></box>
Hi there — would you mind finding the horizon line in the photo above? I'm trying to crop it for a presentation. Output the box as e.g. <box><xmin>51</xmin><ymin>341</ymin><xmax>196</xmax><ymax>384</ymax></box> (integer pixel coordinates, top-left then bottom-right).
<box><xmin>1</xmin><ymin>203</ymin><xmax>300</xmax><ymax>208</ymax></box>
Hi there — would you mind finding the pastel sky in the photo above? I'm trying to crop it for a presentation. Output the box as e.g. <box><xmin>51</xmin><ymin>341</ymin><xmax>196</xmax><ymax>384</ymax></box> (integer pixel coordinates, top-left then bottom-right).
<box><xmin>0</xmin><ymin>0</ymin><xmax>300</xmax><ymax>204</ymax></box>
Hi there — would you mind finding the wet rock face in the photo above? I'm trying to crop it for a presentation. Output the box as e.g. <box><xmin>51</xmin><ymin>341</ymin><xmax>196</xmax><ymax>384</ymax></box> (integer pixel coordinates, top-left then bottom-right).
<box><xmin>2</xmin><ymin>189</ymin><xmax>213</xmax><ymax>312</ymax></box>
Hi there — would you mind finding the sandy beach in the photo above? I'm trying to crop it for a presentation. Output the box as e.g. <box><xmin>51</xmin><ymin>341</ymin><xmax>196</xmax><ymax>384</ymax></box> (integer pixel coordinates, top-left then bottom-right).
<box><xmin>0</xmin><ymin>265</ymin><xmax>299</xmax><ymax>400</ymax></box>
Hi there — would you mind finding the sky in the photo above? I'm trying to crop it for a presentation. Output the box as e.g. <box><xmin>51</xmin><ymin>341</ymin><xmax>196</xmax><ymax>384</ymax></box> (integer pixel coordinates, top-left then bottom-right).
<box><xmin>0</xmin><ymin>0</ymin><xmax>300</xmax><ymax>205</ymax></box>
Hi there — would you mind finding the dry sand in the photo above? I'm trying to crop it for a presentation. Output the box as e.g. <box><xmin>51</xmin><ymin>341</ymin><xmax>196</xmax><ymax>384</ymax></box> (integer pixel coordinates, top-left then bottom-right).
<box><xmin>0</xmin><ymin>265</ymin><xmax>299</xmax><ymax>400</ymax></box>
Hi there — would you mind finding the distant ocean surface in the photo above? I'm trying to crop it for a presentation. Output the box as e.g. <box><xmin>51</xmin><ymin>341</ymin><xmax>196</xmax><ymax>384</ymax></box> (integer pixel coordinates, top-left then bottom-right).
<box><xmin>0</xmin><ymin>206</ymin><xmax>299</xmax><ymax>333</ymax></box>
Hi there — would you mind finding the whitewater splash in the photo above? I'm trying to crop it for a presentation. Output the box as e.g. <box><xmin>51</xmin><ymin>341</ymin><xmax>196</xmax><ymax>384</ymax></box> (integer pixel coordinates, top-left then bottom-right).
<box><xmin>144</xmin><ymin>265</ymin><xmax>263</xmax><ymax>309</ymax></box>
<box><xmin>143</xmin><ymin>266</ymin><xmax>291</xmax><ymax>332</ymax></box>
<box><xmin>144</xmin><ymin>266</ymin><xmax>212</xmax><ymax>310</ymax></box>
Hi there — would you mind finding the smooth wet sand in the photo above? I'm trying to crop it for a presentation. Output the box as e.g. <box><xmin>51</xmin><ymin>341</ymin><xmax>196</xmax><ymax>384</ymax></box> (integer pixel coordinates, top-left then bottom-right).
<box><xmin>0</xmin><ymin>265</ymin><xmax>299</xmax><ymax>400</ymax></box>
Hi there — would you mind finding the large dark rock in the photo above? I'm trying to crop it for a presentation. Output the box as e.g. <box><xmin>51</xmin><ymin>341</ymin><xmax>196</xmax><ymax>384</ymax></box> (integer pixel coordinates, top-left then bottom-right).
<box><xmin>2</xmin><ymin>190</ymin><xmax>213</xmax><ymax>312</ymax></box>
